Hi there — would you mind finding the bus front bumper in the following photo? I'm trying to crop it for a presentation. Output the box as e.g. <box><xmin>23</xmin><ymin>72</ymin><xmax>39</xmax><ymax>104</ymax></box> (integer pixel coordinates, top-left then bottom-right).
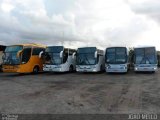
<box><xmin>76</xmin><ymin>65</ymin><xmax>98</xmax><ymax>72</ymax></box>
<box><xmin>2</xmin><ymin>65</ymin><xmax>20</xmax><ymax>73</ymax></box>
<box><xmin>43</xmin><ymin>65</ymin><xmax>66</xmax><ymax>72</ymax></box>
<box><xmin>105</xmin><ymin>64</ymin><xmax>128</xmax><ymax>73</ymax></box>
<box><xmin>134</xmin><ymin>67</ymin><xmax>157</xmax><ymax>72</ymax></box>
<box><xmin>105</xmin><ymin>68</ymin><xmax>128</xmax><ymax>73</ymax></box>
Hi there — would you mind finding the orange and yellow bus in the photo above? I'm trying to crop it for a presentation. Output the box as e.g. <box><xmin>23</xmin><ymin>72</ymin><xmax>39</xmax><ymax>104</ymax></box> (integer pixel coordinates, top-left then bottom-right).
<box><xmin>2</xmin><ymin>44</ymin><xmax>45</xmax><ymax>73</ymax></box>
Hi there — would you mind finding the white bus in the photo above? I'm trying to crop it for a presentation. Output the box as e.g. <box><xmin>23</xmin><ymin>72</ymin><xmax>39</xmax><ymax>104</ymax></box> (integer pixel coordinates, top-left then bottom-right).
<box><xmin>41</xmin><ymin>46</ymin><xmax>76</xmax><ymax>72</ymax></box>
<box><xmin>105</xmin><ymin>47</ymin><xmax>129</xmax><ymax>73</ymax></box>
<box><xmin>76</xmin><ymin>47</ymin><xmax>105</xmax><ymax>72</ymax></box>
<box><xmin>133</xmin><ymin>46</ymin><xmax>158</xmax><ymax>72</ymax></box>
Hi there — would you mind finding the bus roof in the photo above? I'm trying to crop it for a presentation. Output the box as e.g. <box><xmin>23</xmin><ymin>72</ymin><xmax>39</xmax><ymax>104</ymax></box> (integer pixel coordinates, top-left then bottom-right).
<box><xmin>77</xmin><ymin>47</ymin><xmax>104</xmax><ymax>54</ymax></box>
<box><xmin>134</xmin><ymin>46</ymin><xmax>156</xmax><ymax>49</ymax></box>
<box><xmin>47</xmin><ymin>46</ymin><xmax>76</xmax><ymax>50</ymax></box>
<box><xmin>106</xmin><ymin>46</ymin><xmax>127</xmax><ymax>49</ymax></box>
<box><xmin>77</xmin><ymin>47</ymin><xmax>97</xmax><ymax>50</ymax></box>
<box><xmin>7</xmin><ymin>43</ymin><xmax>46</xmax><ymax>48</ymax></box>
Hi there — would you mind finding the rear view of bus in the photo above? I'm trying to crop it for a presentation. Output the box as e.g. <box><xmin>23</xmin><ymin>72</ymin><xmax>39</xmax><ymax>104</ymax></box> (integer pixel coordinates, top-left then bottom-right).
<box><xmin>76</xmin><ymin>47</ymin><xmax>104</xmax><ymax>72</ymax></box>
<box><xmin>2</xmin><ymin>44</ymin><xmax>45</xmax><ymax>73</ymax></box>
<box><xmin>105</xmin><ymin>47</ymin><xmax>129</xmax><ymax>73</ymax></box>
<box><xmin>134</xmin><ymin>46</ymin><xmax>158</xmax><ymax>72</ymax></box>
<box><xmin>42</xmin><ymin>46</ymin><xmax>76</xmax><ymax>72</ymax></box>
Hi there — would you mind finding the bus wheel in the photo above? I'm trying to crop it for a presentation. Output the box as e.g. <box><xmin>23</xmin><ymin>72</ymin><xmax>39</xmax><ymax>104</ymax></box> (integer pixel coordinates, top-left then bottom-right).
<box><xmin>100</xmin><ymin>65</ymin><xmax>103</xmax><ymax>71</ymax></box>
<box><xmin>69</xmin><ymin>65</ymin><xmax>74</xmax><ymax>72</ymax></box>
<box><xmin>33</xmin><ymin>66</ymin><xmax>39</xmax><ymax>74</ymax></box>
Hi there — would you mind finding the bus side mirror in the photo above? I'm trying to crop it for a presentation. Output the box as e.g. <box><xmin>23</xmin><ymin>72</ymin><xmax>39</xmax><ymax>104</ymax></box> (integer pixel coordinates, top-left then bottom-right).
<box><xmin>60</xmin><ymin>51</ymin><xmax>63</xmax><ymax>58</ymax></box>
<box><xmin>95</xmin><ymin>51</ymin><xmax>97</xmax><ymax>58</ymax></box>
<box><xmin>17</xmin><ymin>50</ymin><xmax>23</xmax><ymax>58</ymax></box>
<box><xmin>72</xmin><ymin>52</ymin><xmax>76</xmax><ymax>59</ymax></box>
<box><xmin>39</xmin><ymin>51</ymin><xmax>44</xmax><ymax>58</ymax></box>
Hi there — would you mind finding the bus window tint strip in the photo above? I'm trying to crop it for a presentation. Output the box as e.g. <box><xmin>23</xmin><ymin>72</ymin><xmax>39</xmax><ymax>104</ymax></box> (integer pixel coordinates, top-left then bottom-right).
<box><xmin>46</xmin><ymin>46</ymin><xmax>64</xmax><ymax>53</ymax></box>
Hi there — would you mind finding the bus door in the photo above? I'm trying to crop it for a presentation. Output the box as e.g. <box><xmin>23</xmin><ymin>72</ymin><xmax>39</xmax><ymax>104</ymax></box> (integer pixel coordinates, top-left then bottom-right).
<box><xmin>21</xmin><ymin>48</ymin><xmax>32</xmax><ymax>64</ymax></box>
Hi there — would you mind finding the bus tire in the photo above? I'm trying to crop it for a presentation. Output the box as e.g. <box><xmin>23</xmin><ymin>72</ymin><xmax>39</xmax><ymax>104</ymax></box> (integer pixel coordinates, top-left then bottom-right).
<box><xmin>33</xmin><ymin>66</ymin><xmax>39</xmax><ymax>74</ymax></box>
<box><xmin>69</xmin><ymin>65</ymin><xmax>74</xmax><ymax>72</ymax></box>
<box><xmin>100</xmin><ymin>65</ymin><xmax>103</xmax><ymax>72</ymax></box>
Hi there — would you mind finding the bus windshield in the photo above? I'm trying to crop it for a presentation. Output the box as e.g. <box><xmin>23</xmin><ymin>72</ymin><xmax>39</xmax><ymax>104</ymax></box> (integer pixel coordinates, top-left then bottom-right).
<box><xmin>3</xmin><ymin>45</ymin><xmax>23</xmax><ymax>65</ymax></box>
<box><xmin>135</xmin><ymin>47</ymin><xmax>157</xmax><ymax>64</ymax></box>
<box><xmin>77</xmin><ymin>53</ymin><xmax>96</xmax><ymax>65</ymax></box>
<box><xmin>45</xmin><ymin>46</ymin><xmax>63</xmax><ymax>65</ymax></box>
<box><xmin>76</xmin><ymin>48</ymin><xmax>97</xmax><ymax>65</ymax></box>
<box><xmin>106</xmin><ymin>48</ymin><xmax>127</xmax><ymax>64</ymax></box>
<box><xmin>45</xmin><ymin>53</ymin><xmax>62</xmax><ymax>65</ymax></box>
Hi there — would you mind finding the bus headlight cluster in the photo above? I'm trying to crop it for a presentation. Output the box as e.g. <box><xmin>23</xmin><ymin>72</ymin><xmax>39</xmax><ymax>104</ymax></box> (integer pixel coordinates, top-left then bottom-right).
<box><xmin>107</xmin><ymin>65</ymin><xmax>111</xmax><ymax>69</ymax></box>
<box><xmin>154</xmin><ymin>67</ymin><xmax>157</xmax><ymax>70</ymax></box>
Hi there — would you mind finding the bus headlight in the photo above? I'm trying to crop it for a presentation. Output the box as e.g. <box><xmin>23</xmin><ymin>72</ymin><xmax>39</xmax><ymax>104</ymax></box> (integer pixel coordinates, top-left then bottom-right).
<box><xmin>135</xmin><ymin>67</ymin><xmax>138</xmax><ymax>70</ymax></box>
<box><xmin>107</xmin><ymin>65</ymin><xmax>111</xmax><ymax>69</ymax></box>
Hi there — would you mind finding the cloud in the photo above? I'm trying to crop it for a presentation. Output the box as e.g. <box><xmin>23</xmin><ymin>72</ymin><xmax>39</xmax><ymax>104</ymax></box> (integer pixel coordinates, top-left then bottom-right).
<box><xmin>127</xmin><ymin>0</ymin><xmax>160</xmax><ymax>24</ymax></box>
<box><xmin>0</xmin><ymin>0</ymin><xmax>160</xmax><ymax>50</ymax></box>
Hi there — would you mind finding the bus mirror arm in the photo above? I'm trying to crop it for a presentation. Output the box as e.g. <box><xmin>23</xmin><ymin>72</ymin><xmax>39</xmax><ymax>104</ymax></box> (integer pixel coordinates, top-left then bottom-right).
<box><xmin>95</xmin><ymin>51</ymin><xmax>97</xmax><ymax>58</ymax></box>
<box><xmin>2</xmin><ymin>54</ymin><xmax>5</xmax><ymax>60</ymax></box>
<box><xmin>17</xmin><ymin>50</ymin><xmax>23</xmax><ymax>58</ymax></box>
<box><xmin>39</xmin><ymin>51</ymin><xmax>44</xmax><ymax>58</ymax></box>
<box><xmin>72</xmin><ymin>52</ymin><xmax>76</xmax><ymax>59</ymax></box>
<box><xmin>60</xmin><ymin>51</ymin><xmax>63</xmax><ymax>58</ymax></box>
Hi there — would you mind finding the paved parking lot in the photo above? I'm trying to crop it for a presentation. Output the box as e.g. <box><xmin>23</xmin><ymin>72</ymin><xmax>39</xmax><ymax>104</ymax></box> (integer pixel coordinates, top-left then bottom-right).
<box><xmin>0</xmin><ymin>70</ymin><xmax>160</xmax><ymax>114</ymax></box>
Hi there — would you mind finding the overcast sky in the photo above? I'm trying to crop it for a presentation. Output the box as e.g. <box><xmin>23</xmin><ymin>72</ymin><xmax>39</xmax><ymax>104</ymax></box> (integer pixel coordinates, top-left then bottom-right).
<box><xmin>0</xmin><ymin>0</ymin><xmax>160</xmax><ymax>50</ymax></box>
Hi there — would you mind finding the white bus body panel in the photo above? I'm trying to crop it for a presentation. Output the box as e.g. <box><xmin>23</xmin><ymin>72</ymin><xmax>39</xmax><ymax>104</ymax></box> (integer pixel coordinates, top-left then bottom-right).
<box><xmin>105</xmin><ymin>64</ymin><xmax>128</xmax><ymax>73</ymax></box>
<box><xmin>43</xmin><ymin>56</ymin><xmax>76</xmax><ymax>72</ymax></box>
<box><xmin>134</xmin><ymin>64</ymin><xmax>157</xmax><ymax>72</ymax></box>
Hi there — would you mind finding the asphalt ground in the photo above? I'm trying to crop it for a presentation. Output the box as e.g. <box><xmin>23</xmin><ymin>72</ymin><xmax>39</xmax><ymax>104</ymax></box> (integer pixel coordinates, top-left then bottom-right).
<box><xmin>0</xmin><ymin>69</ymin><xmax>160</xmax><ymax>114</ymax></box>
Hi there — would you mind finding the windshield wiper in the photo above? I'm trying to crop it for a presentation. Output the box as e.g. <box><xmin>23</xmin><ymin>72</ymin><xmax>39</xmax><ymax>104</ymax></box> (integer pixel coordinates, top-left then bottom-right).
<box><xmin>145</xmin><ymin>57</ymin><xmax>152</xmax><ymax>64</ymax></box>
<box><xmin>139</xmin><ymin>57</ymin><xmax>151</xmax><ymax>64</ymax></box>
<box><xmin>84</xmin><ymin>55</ymin><xmax>91</xmax><ymax>65</ymax></box>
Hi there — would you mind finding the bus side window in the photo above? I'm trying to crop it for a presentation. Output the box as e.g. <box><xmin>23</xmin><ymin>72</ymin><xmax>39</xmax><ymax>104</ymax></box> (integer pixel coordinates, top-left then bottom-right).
<box><xmin>63</xmin><ymin>51</ymin><xmax>68</xmax><ymax>63</ymax></box>
<box><xmin>22</xmin><ymin>48</ymin><xmax>32</xmax><ymax>63</ymax></box>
